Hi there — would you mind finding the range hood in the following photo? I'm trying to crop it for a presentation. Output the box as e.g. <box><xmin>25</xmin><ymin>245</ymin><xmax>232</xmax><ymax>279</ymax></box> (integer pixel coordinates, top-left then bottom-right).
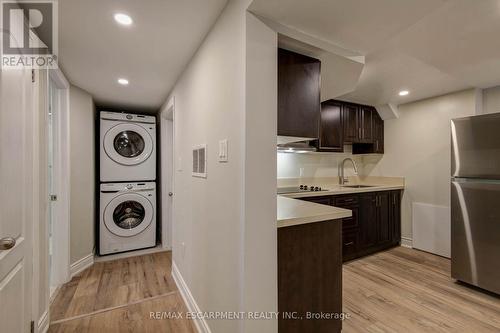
<box><xmin>277</xmin><ymin>136</ymin><xmax>318</xmax><ymax>153</ymax></box>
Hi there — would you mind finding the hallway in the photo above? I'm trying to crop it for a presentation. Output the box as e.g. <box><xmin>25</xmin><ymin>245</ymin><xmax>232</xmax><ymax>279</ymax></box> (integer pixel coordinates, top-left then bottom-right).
<box><xmin>48</xmin><ymin>252</ymin><xmax>195</xmax><ymax>332</ymax></box>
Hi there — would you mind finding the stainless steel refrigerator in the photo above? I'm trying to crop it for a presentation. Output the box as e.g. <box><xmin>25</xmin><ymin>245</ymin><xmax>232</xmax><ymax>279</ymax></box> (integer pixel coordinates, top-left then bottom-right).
<box><xmin>451</xmin><ymin>113</ymin><xmax>500</xmax><ymax>295</ymax></box>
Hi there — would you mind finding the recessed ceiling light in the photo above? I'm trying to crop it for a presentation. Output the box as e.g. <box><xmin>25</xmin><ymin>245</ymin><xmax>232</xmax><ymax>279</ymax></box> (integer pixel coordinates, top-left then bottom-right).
<box><xmin>399</xmin><ymin>90</ymin><xmax>409</xmax><ymax>96</ymax></box>
<box><xmin>117</xmin><ymin>78</ymin><xmax>129</xmax><ymax>85</ymax></box>
<box><xmin>114</xmin><ymin>13</ymin><xmax>132</xmax><ymax>26</ymax></box>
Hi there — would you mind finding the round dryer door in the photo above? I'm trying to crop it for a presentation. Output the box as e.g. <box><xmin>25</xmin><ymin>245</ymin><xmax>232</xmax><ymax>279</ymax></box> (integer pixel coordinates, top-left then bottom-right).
<box><xmin>104</xmin><ymin>193</ymin><xmax>154</xmax><ymax>237</ymax></box>
<box><xmin>104</xmin><ymin>123</ymin><xmax>153</xmax><ymax>165</ymax></box>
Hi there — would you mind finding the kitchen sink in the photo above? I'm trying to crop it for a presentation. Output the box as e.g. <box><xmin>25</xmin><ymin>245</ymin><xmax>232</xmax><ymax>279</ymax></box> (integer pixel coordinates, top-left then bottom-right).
<box><xmin>341</xmin><ymin>185</ymin><xmax>375</xmax><ymax>188</ymax></box>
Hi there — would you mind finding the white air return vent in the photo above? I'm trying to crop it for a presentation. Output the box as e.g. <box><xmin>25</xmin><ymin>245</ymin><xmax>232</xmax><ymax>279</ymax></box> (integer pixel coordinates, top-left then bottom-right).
<box><xmin>192</xmin><ymin>144</ymin><xmax>207</xmax><ymax>178</ymax></box>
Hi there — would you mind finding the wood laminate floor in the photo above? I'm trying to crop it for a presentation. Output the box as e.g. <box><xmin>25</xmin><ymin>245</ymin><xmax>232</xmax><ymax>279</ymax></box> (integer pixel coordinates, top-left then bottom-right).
<box><xmin>343</xmin><ymin>247</ymin><xmax>500</xmax><ymax>333</ymax></box>
<box><xmin>49</xmin><ymin>247</ymin><xmax>500</xmax><ymax>332</ymax></box>
<box><xmin>48</xmin><ymin>251</ymin><xmax>195</xmax><ymax>333</ymax></box>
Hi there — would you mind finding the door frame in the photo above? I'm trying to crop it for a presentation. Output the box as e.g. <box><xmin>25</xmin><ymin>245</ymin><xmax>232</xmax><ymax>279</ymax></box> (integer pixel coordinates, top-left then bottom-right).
<box><xmin>47</xmin><ymin>68</ymin><xmax>71</xmax><ymax>291</ymax></box>
<box><xmin>160</xmin><ymin>97</ymin><xmax>175</xmax><ymax>250</ymax></box>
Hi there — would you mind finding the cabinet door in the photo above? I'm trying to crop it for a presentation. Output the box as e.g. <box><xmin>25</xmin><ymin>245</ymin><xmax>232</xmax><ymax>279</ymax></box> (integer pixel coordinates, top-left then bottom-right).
<box><xmin>334</xmin><ymin>195</ymin><xmax>359</xmax><ymax>230</ymax></box>
<box><xmin>391</xmin><ymin>191</ymin><xmax>401</xmax><ymax>244</ymax></box>
<box><xmin>377</xmin><ymin>192</ymin><xmax>392</xmax><ymax>244</ymax></box>
<box><xmin>343</xmin><ymin>104</ymin><xmax>359</xmax><ymax>143</ymax></box>
<box><xmin>359</xmin><ymin>106</ymin><xmax>373</xmax><ymax>143</ymax></box>
<box><xmin>359</xmin><ymin>193</ymin><xmax>378</xmax><ymax>249</ymax></box>
<box><xmin>342</xmin><ymin>229</ymin><xmax>359</xmax><ymax>262</ymax></box>
<box><xmin>278</xmin><ymin>48</ymin><xmax>320</xmax><ymax>138</ymax></box>
<box><xmin>373</xmin><ymin>111</ymin><xmax>384</xmax><ymax>153</ymax></box>
<box><xmin>318</xmin><ymin>101</ymin><xmax>344</xmax><ymax>152</ymax></box>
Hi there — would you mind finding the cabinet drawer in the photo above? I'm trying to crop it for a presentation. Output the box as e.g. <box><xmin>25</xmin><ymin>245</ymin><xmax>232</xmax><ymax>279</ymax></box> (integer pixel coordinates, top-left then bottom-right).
<box><xmin>335</xmin><ymin>195</ymin><xmax>358</xmax><ymax>206</ymax></box>
<box><xmin>300</xmin><ymin>196</ymin><xmax>332</xmax><ymax>206</ymax></box>
<box><xmin>342</xmin><ymin>230</ymin><xmax>359</xmax><ymax>261</ymax></box>
<box><xmin>341</xmin><ymin>206</ymin><xmax>358</xmax><ymax>229</ymax></box>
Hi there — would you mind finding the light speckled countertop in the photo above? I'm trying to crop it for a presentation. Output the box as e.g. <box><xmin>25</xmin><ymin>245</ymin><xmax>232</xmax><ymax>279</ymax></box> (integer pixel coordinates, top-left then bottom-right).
<box><xmin>279</xmin><ymin>183</ymin><xmax>404</xmax><ymax>199</ymax></box>
<box><xmin>276</xmin><ymin>176</ymin><xmax>404</xmax><ymax>228</ymax></box>
<box><xmin>277</xmin><ymin>196</ymin><xmax>352</xmax><ymax>228</ymax></box>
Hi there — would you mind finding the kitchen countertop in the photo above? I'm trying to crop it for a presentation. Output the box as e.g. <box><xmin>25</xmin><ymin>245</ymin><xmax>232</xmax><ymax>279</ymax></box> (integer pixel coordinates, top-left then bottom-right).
<box><xmin>279</xmin><ymin>183</ymin><xmax>404</xmax><ymax>199</ymax></box>
<box><xmin>277</xmin><ymin>196</ymin><xmax>352</xmax><ymax>228</ymax></box>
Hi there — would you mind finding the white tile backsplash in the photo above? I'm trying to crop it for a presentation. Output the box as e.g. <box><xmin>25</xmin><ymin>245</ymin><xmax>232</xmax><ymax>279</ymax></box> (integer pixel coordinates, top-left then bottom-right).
<box><xmin>277</xmin><ymin>147</ymin><xmax>364</xmax><ymax>179</ymax></box>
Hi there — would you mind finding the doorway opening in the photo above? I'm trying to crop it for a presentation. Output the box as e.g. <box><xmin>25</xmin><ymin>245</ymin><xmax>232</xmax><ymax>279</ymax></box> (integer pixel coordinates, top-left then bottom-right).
<box><xmin>160</xmin><ymin>97</ymin><xmax>175</xmax><ymax>250</ymax></box>
<box><xmin>47</xmin><ymin>70</ymin><xmax>71</xmax><ymax>298</ymax></box>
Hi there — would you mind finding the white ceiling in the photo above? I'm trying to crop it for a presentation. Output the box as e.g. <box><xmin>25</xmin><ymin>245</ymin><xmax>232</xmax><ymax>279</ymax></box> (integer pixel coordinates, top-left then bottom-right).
<box><xmin>59</xmin><ymin>0</ymin><xmax>228</xmax><ymax>113</ymax></box>
<box><xmin>250</xmin><ymin>0</ymin><xmax>500</xmax><ymax>106</ymax></box>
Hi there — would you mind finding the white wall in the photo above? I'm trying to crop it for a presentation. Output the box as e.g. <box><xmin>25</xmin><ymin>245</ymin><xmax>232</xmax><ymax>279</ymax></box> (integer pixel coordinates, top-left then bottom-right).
<box><xmin>364</xmin><ymin>89</ymin><xmax>480</xmax><ymax>243</ymax></box>
<box><xmin>277</xmin><ymin>147</ymin><xmax>362</xmax><ymax>179</ymax></box>
<box><xmin>159</xmin><ymin>111</ymin><xmax>173</xmax><ymax>250</ymax></box>
<box><xmin>165</xmin><ymin>1</ymin><xmax>277</xmax><ymax>332</ymax></box>
<box><xmin>69</xmin><ymin>85</ymin><xmax>95</xmax><ymax>264</ymax></box>
<box><xmin>482</xmin><ymin>85</ymin><xmax>500</xmax><ymax>114</ymax></box>
<box><xmin>243</xmin><ymin>12</ymin><xmax>277</xmax><ymax>333</ymax></box>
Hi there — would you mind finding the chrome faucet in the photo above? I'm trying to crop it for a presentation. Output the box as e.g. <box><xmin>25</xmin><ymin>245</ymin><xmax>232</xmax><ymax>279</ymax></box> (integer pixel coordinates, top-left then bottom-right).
<box><xmin>339</xmin><ymin>158</ymin><xmax>358</xmax><ymax>185</ymax></box>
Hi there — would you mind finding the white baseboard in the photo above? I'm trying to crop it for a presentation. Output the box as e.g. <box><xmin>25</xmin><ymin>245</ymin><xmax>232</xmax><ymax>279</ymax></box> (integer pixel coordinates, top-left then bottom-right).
<box><xmin>49</xmin><ymin>284</ymin><xmax>62</xmax><ymax>305</ymax></box>
<box><xmin>94</xmin><ymin>245</ymin><xmax>168</xmax><ymax>263</ymax></box>
<box><xmin>401</xmin><ymin>237</ymin><xmax>413</xmax><ymax>248</ymax></box>
<box><xmin>70</xmin><ymin>253</ymin><xmax>94</xmax><ymax>278</ymax></box>
<box><xmin>38</xmin><ymin>310</ymin><xmax>49</xmax><ymax>333</ymax></box>
<box><xmin>172</xmin><ymin>261</ymin><xmax>211</xmax><ymax>333</ymax></box>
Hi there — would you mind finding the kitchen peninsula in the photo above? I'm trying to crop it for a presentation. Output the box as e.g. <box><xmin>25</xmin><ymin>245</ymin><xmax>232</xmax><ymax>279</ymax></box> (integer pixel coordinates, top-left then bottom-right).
<box><xmin>277</xmin><ymin>196</ymin><xmax>351</xmax><ymax>333</ymax></box>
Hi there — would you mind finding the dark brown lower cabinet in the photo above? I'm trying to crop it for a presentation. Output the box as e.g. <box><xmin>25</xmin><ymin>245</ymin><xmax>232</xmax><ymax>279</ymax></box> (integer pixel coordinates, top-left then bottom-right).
<box><xmin>301</xmin><ymin>190</ymin><xmax>402</xmax><ymax>262</ymax></box>
<box><xmin>390</xmin><ymin>190</ymin><xmax>401</xmax><ymax>245</ymax></box>
<box><xmin>278</xmin><ymin>220</ymin><xmax>342</xmax><ymax>333</ymax></box>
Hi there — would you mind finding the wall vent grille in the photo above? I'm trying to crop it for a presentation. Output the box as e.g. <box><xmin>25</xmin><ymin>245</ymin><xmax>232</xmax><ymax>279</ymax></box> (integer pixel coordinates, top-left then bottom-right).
<box><xmin>192</xmin><ymin>144</ymin><xmax>207</xmax><ymax>178</ymax></box>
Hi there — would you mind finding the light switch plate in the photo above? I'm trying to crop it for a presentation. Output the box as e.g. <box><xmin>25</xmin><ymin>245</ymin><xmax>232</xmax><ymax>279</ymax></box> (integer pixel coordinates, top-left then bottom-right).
<box><xmin>218</xmin><ymin>139</ymin><xmax>228</xmax><ymax>162</ymax></box>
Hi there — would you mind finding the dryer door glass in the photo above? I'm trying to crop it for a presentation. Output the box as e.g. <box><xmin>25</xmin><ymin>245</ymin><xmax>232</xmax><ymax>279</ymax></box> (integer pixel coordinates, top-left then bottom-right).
<box><xmin>113</xmin><ymin>200</ymin><xmax>145</xmax><ymax>229</ymax></box>
<box><xmin>114</xmin><ymin>131</ymin><xmax>145</xmax><ymax>158</ymax></box>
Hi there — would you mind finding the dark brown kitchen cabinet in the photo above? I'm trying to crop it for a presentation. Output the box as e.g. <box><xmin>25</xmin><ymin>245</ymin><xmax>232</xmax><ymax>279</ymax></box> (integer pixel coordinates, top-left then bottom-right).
<box><xmin>300</xmin><ymin>196</ymin><xmax>332</xmax><ymax>206</ymax></box>
<box><xmin>359</xmin><ymin>193</ymin><xmax>378</xmax><ymax>249</ymax></box>
<box><xmin>278</xmin><ymin>48</ymin><xmax>321</xmax><ymax>139</ymax></box>
<box><xmin>358</xmin><ymin>106</ymin><xmax>373</xmax><ymax>143</ymax></box>
<box><xmin>278</xmin><ymin>219</ymin><xmax>342</xmax><ymax>333</ymax></box>
<box><xmin>342</xmin><ymin>104</ymin><xmax>373</xmax><ymax>143</ymax></box>
<box><xmin>318</xmin><ymin>100</ymin><xmax>344</xmax><ymax>152</ymax></box>
<box><xmin>377</xmin><ymin>191</ymin><xmax>391</xmax><ymax>244</ymax></box>
<box><xmin>303</xmin><ymin>190</ymin><xmax>402</xmax><ymax>262</ymax></box>
<box><xmin>390</xmin><ymin>190</ymin><xmax>401</xmax><ymax>244</ymax></box>
<box><xmin>372</xmin><ymin>111</ymin><xmax>384</xmax><ymax>154</ymax></box>
<box><xmin>342</xmin><ymin>104</ymin><xmax>359</xmax><ymax>144</ymax></box>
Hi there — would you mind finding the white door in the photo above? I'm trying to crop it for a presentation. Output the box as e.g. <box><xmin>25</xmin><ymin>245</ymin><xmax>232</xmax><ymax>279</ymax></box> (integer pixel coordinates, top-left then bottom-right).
<box><xmin>0</xmin><ymin>67</ymin><xmax>35</xmax><ymax>331</ymax></box>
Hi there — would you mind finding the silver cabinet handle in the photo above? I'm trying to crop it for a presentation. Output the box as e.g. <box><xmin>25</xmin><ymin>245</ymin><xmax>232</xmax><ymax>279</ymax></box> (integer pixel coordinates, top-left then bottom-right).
<box><xmin>168</xmin><ymin>192</ymin><xmax>173</xmax><ymax>197</ymax></box>
<box><xmin>0</xmin><ymin>237</ymin><xmax>16</xmax><ymax>250</ymax></box>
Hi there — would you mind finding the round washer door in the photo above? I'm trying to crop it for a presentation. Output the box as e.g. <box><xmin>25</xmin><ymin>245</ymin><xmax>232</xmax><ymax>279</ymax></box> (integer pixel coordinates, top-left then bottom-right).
<box><xmin>104</xmin><ymin>193</ymin><xmax>153</xmax><ymax>237</ymax></box>
<box><xmin>104</xmin><ymin>123</ymin><xmax>153</xmax><ymax>166</ymax></box>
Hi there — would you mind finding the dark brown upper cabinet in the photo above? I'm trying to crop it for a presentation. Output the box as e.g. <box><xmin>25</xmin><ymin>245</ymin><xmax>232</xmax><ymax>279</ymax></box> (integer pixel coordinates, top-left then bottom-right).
<box><xmin>372</xmin><ymin>111</ymin><xmax>384</xmax><ymax>153</ymax></box>
<box><xmin>322</xmin><ymin>99</ymin><xmax>384</xmax><ymax>154</ymax></box>
<box><xmin>358</xmin><ymin>106</ymin><xmax>373</xmax><ymax>143</ymax></box>
<box><xmin>343</xmin><ymin>104</ymin><xmax>373</xmax><ymax>143</ymax></box>
<box><xmin>318</xmin><ymin>100</ymin><xmax>344</xmax><ymax>152</ymax></box>
<box><xmin>342</xmin><ymin>103</ymin><xmax>359</xmax><ymax>144</ymax></box>
<box><xmin>278</xmin><ymin>48</ymin><xmax>321</xmax><ymax>139</ymax></box>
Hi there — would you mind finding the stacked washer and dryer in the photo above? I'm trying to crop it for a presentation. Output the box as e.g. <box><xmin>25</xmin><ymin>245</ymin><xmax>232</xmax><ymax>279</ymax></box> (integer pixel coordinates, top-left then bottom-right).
<box><xmin>99</xmin><ymin>111</ymin><xmax>157</xmax><ymax>255</ymax></box>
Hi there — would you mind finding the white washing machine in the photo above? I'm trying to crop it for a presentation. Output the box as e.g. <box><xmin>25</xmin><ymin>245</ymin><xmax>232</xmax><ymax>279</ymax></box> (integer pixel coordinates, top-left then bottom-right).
<box><xmin>99</xmin><ymin>182</ymin><xmax>156</xmax><ymax>255</ymax></box>
<box><xmin>100</xmin><ymin>111</ymin><xmax>156</xmax><ymax>182</ymax></box>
